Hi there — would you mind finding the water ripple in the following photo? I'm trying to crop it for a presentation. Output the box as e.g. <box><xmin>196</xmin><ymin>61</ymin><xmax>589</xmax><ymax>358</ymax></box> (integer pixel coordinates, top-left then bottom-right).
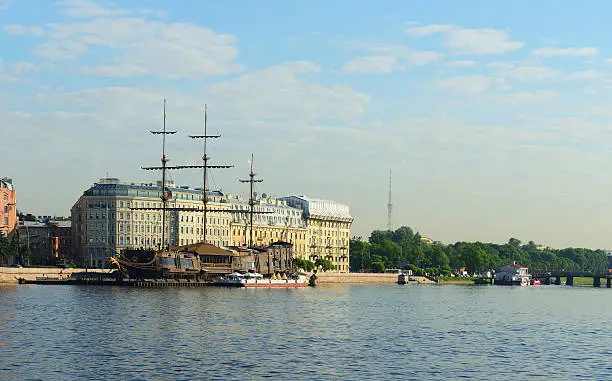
<box><xmin>0</xmin><ymin>284</ymin><xmax>610</xmax><ymax>380</ymax></box>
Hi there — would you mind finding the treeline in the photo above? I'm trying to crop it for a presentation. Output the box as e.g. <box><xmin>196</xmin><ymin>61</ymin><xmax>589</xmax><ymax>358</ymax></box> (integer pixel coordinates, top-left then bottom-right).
<box><xmin>349</xmin><ymin>226</ymin><xmax>609</xmax><ymax>275</ymax></box>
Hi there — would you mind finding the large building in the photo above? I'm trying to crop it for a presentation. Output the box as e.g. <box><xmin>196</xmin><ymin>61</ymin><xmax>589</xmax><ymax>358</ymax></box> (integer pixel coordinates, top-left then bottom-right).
<box><xmin>280</xmin><ymin>196</ymin><xmax>353</xmax><ymax>273</ymax></box>
<box><xmin>71</xmin><ymin>179</ymin><xmax>354</xmax><ymax>271</ymax></box>
<box><xmin>0</xmin><ymin>177</ymin><xmax>17</xmax><ymax>238</ymax></box>
<box><xmin>71</xmin><ymin>178</ymin><xmax>231</xmax><ymax>268</ymax></box>
<box><xmin>228</xmin><ymin>196</ymin><xmax>308</xmax><ymax>258</ymax></box>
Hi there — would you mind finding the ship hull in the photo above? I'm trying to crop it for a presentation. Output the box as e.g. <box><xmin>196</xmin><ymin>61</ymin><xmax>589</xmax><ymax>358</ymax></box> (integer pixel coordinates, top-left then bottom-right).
<box><xmin>243</xmin><ymin>281</ymin><xmax>308</xmax><ymax>288</ymax></box>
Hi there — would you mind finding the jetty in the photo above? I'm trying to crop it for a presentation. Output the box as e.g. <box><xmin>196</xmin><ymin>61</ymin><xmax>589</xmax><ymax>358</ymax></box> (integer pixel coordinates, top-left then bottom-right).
<box><xmin>531</xmin><ymin>270</ymin><xmax>612</xmax><ymax>287</ymax></box>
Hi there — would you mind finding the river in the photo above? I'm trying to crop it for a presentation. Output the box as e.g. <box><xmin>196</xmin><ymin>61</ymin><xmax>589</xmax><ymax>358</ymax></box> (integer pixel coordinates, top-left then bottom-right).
<box><xmin>0</xmin><ymin>284</ymin><xmax>611</xmax><ymax>380</ymax></box>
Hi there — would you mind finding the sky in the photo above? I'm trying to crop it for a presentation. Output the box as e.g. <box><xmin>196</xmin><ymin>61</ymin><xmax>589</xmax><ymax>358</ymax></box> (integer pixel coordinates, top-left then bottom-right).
<box><xmin>3</xmin><ymin>0</ymin><xmax>612</xmax><ymax>249</ymax></box>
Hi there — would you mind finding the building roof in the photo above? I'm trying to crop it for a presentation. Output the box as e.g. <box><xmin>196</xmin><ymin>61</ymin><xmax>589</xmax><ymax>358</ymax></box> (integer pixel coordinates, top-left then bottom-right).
<box><xmin>281</xmin><ymin>196</ymin><xmax>353</xmax><ymax>221</ymax></box>
<box><xmin>178</xmin><ymin>242</ymin><xmax>235</xmax><ymax>256</ymax></box>
<box><xmin>0</xmin><ymin>177</ymin><xmax>14</xmax><ymax>190</ymax></box>
<box><xmin>88</xmin><ymin>181</ymin><xmax>224</xmax><ymax>197</ymax></box>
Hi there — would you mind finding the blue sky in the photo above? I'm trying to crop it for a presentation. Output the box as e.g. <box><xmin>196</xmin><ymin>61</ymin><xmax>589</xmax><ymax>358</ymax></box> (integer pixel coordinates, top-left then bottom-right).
<box><xmin>3</xmin><ymin>0</ymin><xmax>612</xmax><ymax>248</ymax></box>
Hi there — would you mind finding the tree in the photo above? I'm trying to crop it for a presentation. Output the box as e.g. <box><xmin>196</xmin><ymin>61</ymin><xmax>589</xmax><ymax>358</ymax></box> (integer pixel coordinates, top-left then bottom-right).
<box><xmin>295</xmin><ymin>258</ymin><xmax>315</xmax><ymax>272</ymax></box>
<box><xmin>315</xmin><ymin>258</ymin><xmax>335</xmax><ymax>271</ymax></box>
<box><xmin>508</xmin><ymin>238</ymin><xmax>522</xmax><ymax>248</ymax></box>
<box><xmin>369</xmin><ymin>260</ymin><xmax>385</xmax><ymax>273</ymax></box>
<box><xmin>430</xmin><ymin>246</ymin><xmax>450</xmax><ymax>271</ymax></box>
<box><xmin>349</xmin><ymin>237</ymin><xmax>371</xmax><ymax>272</ymax></box>
<box><xmin>460</xmin><ymin>244</ymin><xmax>487</xmax><ymax>274</ymax></box>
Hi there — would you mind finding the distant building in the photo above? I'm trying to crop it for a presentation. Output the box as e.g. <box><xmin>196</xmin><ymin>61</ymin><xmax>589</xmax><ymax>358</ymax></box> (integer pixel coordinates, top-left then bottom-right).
<box><xmin>17</xmin><ymin>219</ymin><xmax>71</xmax><ymax>265</ymax></box>
<box><xmin>0</xmin><ymin>177</ymin><xmax>17</xmax><ymax>238</ymax></box>
<box><xmin>420</xmin><ymin>237</ymin><xmax>434</xmax><ymax>245</ymax></box>
<box><xmin>71</xmin><ymin>178</ymin><xmax>231</xmax><ymax>268</ymax></box>
<box><xmin>280</xmin><ymin>196</ymin><xmax>353</xmax><ymax>273</ymax></box>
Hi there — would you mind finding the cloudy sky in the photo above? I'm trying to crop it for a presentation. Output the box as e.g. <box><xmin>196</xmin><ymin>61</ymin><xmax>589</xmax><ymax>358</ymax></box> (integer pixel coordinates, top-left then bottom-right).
<box><xmin>3</xmin><ymin>0</ymin><xmax>612</xmax><ymax>248</ymax></box>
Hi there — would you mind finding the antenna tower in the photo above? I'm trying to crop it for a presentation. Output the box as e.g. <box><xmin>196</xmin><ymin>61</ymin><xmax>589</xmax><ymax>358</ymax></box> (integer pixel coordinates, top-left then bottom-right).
<box><xmin>387</xmin><ymin>169</ymin><xmax>393</xmax><ymax>232</ymax></box>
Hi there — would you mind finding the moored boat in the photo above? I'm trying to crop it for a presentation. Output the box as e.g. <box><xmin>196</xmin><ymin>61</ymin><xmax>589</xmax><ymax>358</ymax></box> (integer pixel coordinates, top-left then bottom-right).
<box><xmin>213</xmin><ymin>271</ymin><xmax>308</xmax><ymax>288</ymax></box>
<box><xmin>494</xmin><ymin>262</ymin><xmax>531</xmax><ymax>286</ymax></box>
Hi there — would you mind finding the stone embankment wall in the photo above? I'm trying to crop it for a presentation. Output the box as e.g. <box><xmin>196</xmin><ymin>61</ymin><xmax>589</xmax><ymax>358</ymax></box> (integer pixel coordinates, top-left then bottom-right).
<box><xmin>314</xmin><ymin>272</ymin><xmax>398</xmax><ymax>284</ymax></box>
<box><xmin>0</xmin><ymin>267</ymin><xmax>112</xmax><ymax>284</ymax></box>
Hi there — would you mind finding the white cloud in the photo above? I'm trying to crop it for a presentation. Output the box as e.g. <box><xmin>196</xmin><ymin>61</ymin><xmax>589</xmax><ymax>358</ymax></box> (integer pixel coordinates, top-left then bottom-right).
<box><xmin>340</xmin><ymin>40</ymin><xmax>441</xmax><ymax>73</ymax></box>
<box><xmin>487</xmin><ymin>62</ymin><xmax>559</xmax><ymax>81</ymax></box>
<box><xmin>445</xmin><ymin>28</ymin><xmax>524</xmax><ymax>55</ymax></box>
<box><xmin>10</xmin><ymin>61</ymin><xmax>41</xmax><ymax>74</ymax></box>
<box><xmin>203</xmin><ymin>61</ymin><xmax>369</xmax><ymax>121</ymax></box>
<box><xmin>437</xmin><ymin>75</ymin><xmax>493</xmax><ymax>95</ymax></box>
<box><xmin>4</xmin><ymin>25</ymin><xmax>45</xmax><ymax>36</ymax></box>
<box><xmin>56</xmin><ymin>0</ymin><xmax>130</xmax><ymax>18</ymax></box>
<box><xmin>494</xmin><ymin>90</ymin><xmax>560</xmax><ymax>103</ymax></box>
<box><xmin>407</xmin><ymin>24</ymin><xmax>524</xmax><ymax>55</ymax></box>
<box><xmin>343</xmin><ymin>56</ymin><xmax>399</xmax><ymax>74</ymax></box>
<box><xmin>17</xmin><ymin>17</ymin><xmax>242</xmax><ymax>78</ymax></box>
<box><xmin>563</xmin><ymin>70</ymin><xmax>604</xmax><ymax>81</ymax></box>
<box><xmin>406</xmin><ymin>24</ymin><xmax>453</xmax><ymax>36</ymax></box>
<box><xmin>441</xmin><ymin>60</ymin><xmax>477</xmax><ymax>68</ymax></box>
<box><xmin>533</xmin><ymin>47</ymin><xmax>599</xmax><ymax>57</ymax></box>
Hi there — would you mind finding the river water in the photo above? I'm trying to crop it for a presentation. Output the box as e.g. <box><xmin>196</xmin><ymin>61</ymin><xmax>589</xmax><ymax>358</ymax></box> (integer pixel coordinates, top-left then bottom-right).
<box><xmin>0</xmin><ymin>284</ymin><xmax>611</xmax><ymax>380</ymax></box>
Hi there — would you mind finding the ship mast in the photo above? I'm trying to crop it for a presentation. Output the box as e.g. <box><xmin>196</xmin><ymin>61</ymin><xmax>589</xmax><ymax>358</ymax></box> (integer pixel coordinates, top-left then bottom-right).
<box><xmin>142</xmin><ymin>99</ymin><xmax>176</xmax><ymax>249</ymax></box>
<box><xmin>239</xmin><ymin>154</ymin><xmax>263</xmax><ymax>247</ymax></box>
<box><xmin>189</xmin><ymin>104</ymin><xmax>232</xmax><ymax>244</ymax></box>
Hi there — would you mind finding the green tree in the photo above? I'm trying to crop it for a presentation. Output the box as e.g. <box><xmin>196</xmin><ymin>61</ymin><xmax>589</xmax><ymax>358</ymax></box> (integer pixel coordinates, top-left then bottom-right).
<box><xmin>369</xmin><ymin>260</ymin><xmax>385</xmax><ymax>273</ymax></box>
<box><xmin>349</xmin><ymin>237</ymin><xmax>371</xmax><ymax>272</ymax></box>
<box><xmin>295</xmin><ymin>258</ymin><xmax>315</xmax><ymax>271</ymax></box>
<box><xmin>315</xmin><ymin>258</ymin><xmax>335</xmax><ymax>271</ymax></box>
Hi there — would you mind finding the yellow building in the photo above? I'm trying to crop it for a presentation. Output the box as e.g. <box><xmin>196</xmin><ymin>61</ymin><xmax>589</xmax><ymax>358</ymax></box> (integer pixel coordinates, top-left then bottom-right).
<box><xmin>280</xmin><ymin>196</ymin><xmax>353</xmax><ymax>273</ymax></box>
<box><xmin>228</xmin><ymin>197</ymin><xmax>308</xmax><ymax>259</ymax></box>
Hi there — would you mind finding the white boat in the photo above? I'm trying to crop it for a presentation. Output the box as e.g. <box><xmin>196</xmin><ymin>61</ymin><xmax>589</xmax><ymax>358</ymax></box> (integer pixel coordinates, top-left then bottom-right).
<box><xmin>212</xmin><ymin>272</ymin><xmax>308</xmax><ymax>288</ymax></box>
<box><xmin>494</xmin><ymin>262</ymin><xmax>530</xmax><ymax>286</ymax></box>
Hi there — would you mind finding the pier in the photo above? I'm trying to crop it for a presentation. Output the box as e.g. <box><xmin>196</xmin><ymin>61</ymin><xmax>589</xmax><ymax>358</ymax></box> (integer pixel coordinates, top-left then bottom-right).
<box><xmin>531</xmin><ymin>270</ymin><xmax>612</xmax><ymax>288</ymax></box>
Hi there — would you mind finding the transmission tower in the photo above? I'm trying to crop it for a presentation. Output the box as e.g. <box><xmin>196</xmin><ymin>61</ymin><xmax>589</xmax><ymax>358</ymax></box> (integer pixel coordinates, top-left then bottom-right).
<box><xmin>387</xmin><ymin>169</ymin><xmax>393</xmax><ymax>231</ymax></box>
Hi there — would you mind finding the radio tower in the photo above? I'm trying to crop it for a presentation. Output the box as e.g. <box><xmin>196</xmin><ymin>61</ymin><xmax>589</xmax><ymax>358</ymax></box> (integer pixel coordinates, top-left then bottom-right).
<box><xmin>387</xmin><ymin>169</ymin><xmax>393</xmax><ymax>231</ymax></box>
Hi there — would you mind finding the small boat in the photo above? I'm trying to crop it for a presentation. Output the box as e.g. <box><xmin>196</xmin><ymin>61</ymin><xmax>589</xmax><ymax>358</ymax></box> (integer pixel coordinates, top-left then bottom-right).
<box><xmin>213</xmin><ymin>271</ymin><xmax>308</xmax><ymax>288</ymax></box>
<box><xmin>530</xmin><ymin>279</ymin><xmax>541</xmax><ymax>286</ymax></box>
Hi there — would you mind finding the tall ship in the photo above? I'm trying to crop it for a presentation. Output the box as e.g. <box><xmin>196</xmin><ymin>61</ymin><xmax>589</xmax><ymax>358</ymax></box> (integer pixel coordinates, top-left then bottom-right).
<box><xmin>112</xmin><ymin>101</ymin><xmax>306</xmax><ymax>285</ymax></box>
<box><xmin>113</xmin><ymin>101</ymin><xmax>235</xmax><ymax>280</ymax></box>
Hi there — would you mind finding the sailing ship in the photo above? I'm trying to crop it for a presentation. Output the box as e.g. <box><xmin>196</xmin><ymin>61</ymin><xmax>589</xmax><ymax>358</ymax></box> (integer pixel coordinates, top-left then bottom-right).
<box><xmin>112</xmin><ymin>100</ymin><xmax>307</xmax><ymax>285</ymax></box>
<box><xmin>113</xmin><ymin>101</ymin><xmax>233</xmax><ymax>280</ymax></box>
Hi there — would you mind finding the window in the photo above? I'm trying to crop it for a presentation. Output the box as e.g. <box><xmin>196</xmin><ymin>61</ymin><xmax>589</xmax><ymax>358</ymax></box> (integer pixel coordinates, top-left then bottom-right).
<box><xmin>2</xmin><ymin>194</ymin><xmax>7</xmax><ymax>202</ymax></box>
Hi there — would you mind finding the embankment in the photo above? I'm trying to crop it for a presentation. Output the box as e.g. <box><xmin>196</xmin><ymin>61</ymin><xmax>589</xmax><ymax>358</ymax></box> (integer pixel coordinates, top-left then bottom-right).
<box><xmin>314</xmin><ymin>272</ymin><xmax>398</xmax><ymax>284</ymax></box>
<box><xmin>0</xmin><ymin>267</ymin><xmax>112</xmax><ymax>284</ymax></box>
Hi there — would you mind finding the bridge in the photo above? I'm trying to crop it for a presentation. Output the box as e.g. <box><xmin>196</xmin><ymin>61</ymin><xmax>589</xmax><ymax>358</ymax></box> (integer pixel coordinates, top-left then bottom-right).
<box><xmin>531</xmin><ymin>270</ymin><xmax>612</xmax><ymax>287</ymax></box>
